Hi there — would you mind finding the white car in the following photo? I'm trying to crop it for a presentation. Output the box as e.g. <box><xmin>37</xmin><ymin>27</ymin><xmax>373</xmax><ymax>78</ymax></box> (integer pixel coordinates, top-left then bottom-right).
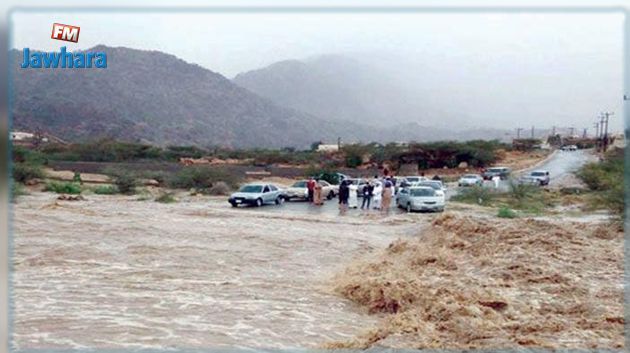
<box><xmin>458</xmin><ymin>174</ymin><xmax>483</xmax><ymax>187</ymax></box>
<box><xmin>228</xmin><ymin>183</ymin><xmax>284</xmax><ymax>207</ymax></box>
<box><xmin>400</xmin><ymin>176</ymin><xmax>427</xmax><ymax>187</ymax></box>
<box><xmin>397</xmin><ymin>186</ymin><xmax>445</xmax><ymax>212</ymax></box>
<box><xmin>562</xmin><ymin>145</ymin><xmax>578</xmax><ymax>151</ymax></box>
<box><xmin>284</xmin><ymin>180</ymin><xmax>338</xmax><ymax>200</ymax></box>
<box><xmin>411</xmin><ymin>181</ymin><xmax>446</xmax><ymax>202</ymax></box>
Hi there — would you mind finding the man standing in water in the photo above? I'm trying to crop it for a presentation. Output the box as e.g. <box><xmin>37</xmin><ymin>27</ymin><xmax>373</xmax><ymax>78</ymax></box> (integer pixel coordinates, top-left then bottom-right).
<box><xmin>381</xmin><ymin>177</ymin><xmax>393</xmax><ymax>214</ymax></box>
<box><xmin>361</xmin><ymin>181</ymin><xmax>374</xmax><ymax>210</ymax></box>
<box><xmin>338</xmin><ymin>180</ymin><xmax>350</xmax><ymax>214</ymax></box>
<box><xmin>306</xmin><ymin>177</ymin><xmax>316</xmax><ymax>203</ymax></box>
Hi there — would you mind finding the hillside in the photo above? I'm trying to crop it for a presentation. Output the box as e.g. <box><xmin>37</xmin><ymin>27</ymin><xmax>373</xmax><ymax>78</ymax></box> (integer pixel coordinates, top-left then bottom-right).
<box><xmin>233</xmin><ymin>55</ymin><xmax>413</xmax><ymax>127</ymax></box>
<box><xmin>11</xmin><ymin>46</ymin><xmax>370</xmax><ymax>148</ymax></box>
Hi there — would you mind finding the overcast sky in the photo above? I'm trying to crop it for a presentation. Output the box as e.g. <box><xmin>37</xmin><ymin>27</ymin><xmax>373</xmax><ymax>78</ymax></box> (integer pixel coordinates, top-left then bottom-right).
<box><xmin>10</xmin><ymin>11</ymin><xmax>625</xmax><ymax>131</ymax></box>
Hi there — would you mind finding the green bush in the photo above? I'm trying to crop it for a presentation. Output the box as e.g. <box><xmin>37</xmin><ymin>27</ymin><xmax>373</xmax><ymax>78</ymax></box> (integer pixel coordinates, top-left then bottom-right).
<box><xmin>508</xmin><ymin>181</ymin><xmax>539</xmax><ymax>201</ymax></box>
<box><xmin>12</xmin><ymin>162</ymin><xmax>45</xmax><ymax>183</ymax></box>
<box><xmin>451</xmin><ymin>186</ymin><xmax>495</xmax><ymax>206</ymax></box>
<box><xmin>576</xmin><ymin>149</ymin><xmax>623</xmax><ymax>215</ymax></box>
<box><xmin>45</xmin><ymin>181</ymin><xmax>82</xmax><ymax>194</ymax></box>
<box><xmin>155</xmin><ymin>192</ymin><xmax>176</xmax><ymax>203</ymax></box>
<box><xmin>167</xmin><ymin>166</ymin><xmax>239</xmax><ymax>191</ymax></box>
<box><xmin>497</xmin><ymin>206</ymin><xmax>518</xmax><ymax>218</ymax></box>
<box><xmin>93</xmin><ymin>185</ymin><xmax>118</xmax><ymax>195</ymax></box>
<box><xmin>13</xmin><ymin>146</ymin><xmax>47</xmax><ymax>164</ymax></box>
<box><xmin>11</xmin><ymin>181</ymin><xmax>27</xmax><ymax>202</ymax></box>
<box><xmin>112</xmin><ymin>174</ymin><xmax>138</xmax><ymax>195</ymax></box>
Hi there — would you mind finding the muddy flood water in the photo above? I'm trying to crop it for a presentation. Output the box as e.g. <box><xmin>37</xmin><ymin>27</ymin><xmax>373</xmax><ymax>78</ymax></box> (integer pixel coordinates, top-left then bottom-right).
<box><xmin>11</xmin><ymin>193</ymin><xmax>435</xmax><ymax>350</ymax></box>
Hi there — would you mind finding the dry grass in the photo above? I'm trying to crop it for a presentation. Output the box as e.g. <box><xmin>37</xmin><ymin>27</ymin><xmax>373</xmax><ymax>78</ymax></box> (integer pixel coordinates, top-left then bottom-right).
<box><xmin>329</xmin><ymin>213</ymin><xmax>623</xmax><ymax>350</ymax></box>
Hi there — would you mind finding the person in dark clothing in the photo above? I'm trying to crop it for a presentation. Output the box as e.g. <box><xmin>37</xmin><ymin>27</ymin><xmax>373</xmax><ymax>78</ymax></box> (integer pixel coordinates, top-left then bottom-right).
<box><xmin>306</xmin><ymin>177</ymin><xmax>316</xmax><ymax>202</ymax></box>
<box><xmin>361</xmin><ymin>181</ymin><xmax>374</xmax><ymax>210</ymax></box>
<box><xmin>338</xmin><ymin>180</ymin><xmax>350</xmax><ymax>212</ymax></box>
<box><xmin>432</xmin><ymin>174</ymin><xmax>442</xmax><ymax>181</ymax></box>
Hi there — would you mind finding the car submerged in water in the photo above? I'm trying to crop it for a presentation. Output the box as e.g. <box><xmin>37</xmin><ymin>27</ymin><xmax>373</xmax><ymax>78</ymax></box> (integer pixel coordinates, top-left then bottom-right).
<box><xmin>228</xmin><ymin>183</ymin><xmax>285</xmax><ymax>207</ymax></box>
<box><xmin>396</xmin><ymin>186</ymin><xmax>445</xmax><ymax>212</ymax></box>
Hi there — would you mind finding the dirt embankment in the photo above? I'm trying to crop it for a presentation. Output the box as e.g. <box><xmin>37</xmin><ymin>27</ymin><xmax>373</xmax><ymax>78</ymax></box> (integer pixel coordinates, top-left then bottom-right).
<box><xmin>330</xmin><ymin>213</ymin><xmax>623</xmax><ymax>350</ymax></box>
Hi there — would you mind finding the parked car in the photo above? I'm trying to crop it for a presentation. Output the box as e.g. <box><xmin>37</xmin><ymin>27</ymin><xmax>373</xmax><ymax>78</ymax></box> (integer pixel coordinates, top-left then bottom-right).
<box><xmin>228</xmin><ymin>183</ymin><xmax>284</xmax><ymax>207</ymax></box>
<box><xmin>458</xmin><ymin>174</ymin><xmax>483</xmax><ymax>187</ymax></box>
<box><xmin>400</xmin><ymin>176</ymin><xmax>427</xmax><ymax>187</ymax></box>
<box><xmin>396</xmin><ymin>186</ymin><xmax>445</xmax><ymax>212</ymax></box>
<box><xmin>312</xmin><ymin>172</ymin><xmax>349</xmax><ymax>185</ymax></box>
<box><xmin>284</xmin><ymin>180</ymin><xmax>309</xmax><ymax>200</ymax></box>
<box><xmin>518</xmin><ymin>175</ymin><xmax>540</xmax><ymax>186</ymax></box>
<box><xmin>412</xmin><ymin>181</ymin><xmax>446</xmax><ymax>202</ymax></box>
<box><xmin>284</xmin><ymin>179</ymin><xmax>338</xmax><ymax>201</ymax></box>
<box><xmin>482</xmin><ymin>167</ymin><xmax>511</xmax><ymax>180</ymax></box>
<box><xmin>527</xmin><ymin>170</ymin><xmax>550</xmax><ymax>185</ymax></box>
<box><xmin>561</xmin><ymin>145</ymin><xmax>578</xmax><ymax>151</ymax></box>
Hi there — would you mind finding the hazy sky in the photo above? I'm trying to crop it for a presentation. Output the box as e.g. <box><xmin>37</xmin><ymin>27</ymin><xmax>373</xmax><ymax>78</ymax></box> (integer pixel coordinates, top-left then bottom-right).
<box><xmin>10</xmin><ymin>11</ymin><xmax>625</xmax><ymax>131</ymax></box>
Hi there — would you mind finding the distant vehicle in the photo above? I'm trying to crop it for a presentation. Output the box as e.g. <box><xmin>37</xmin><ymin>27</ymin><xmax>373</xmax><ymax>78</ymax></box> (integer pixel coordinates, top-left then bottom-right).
<box><xmin>284</xmin><ymin>179</ymin><xmax>338</xmax><ymax>201</ymax></box>
<box><xmin>482</xmin><ymin>167</ymin><xmax>511</xmax><ymax>180</ymax></box>
<box><xmin>311</xmin><ymin>172</ymin><xmax>349</xmax><ymax>185</ymax></box>
<box><xmin>400</xmin><ymin>176</ymin><xmax>427</xmax><ymax>187</ymax></box>
<box><xmin>561</xmin><ymin>145</ymin><xmax>578</xmax><ymax>151</ymax></box>
<box><xmin>527</xmin><ymin>170</ymin><xmax>550</xmax><ymax>185</ymax></box>
<box><xmin>396</xmin><ymin>186</ymin><xmax>445</xmax><ymax>212</ymax></box>
<box><xmin>412</xmin><ymin>181</ymin><xmax>446</xmax><ymax>202</ymax></box>
<box><xmin>518</xmin><ymin>175</ymin><xmax>540</xmax><ymax>186</ymax></box>
<box><xmin>228</xmin><ymin>183</ymin><xmax>284</xmax><ymax>207</ymax></box>
<box><xmin>457</xmin><ymin>174</ymin><xmax>484</xmax><ymax>187</ymax></box>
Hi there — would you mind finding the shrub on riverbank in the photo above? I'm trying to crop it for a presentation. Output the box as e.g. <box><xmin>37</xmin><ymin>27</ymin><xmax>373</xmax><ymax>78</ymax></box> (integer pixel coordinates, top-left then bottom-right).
<box><xmin>44</xmin><ymin>181</ymin><xmax>81</xmax><ymax>194</ymax></box>
<box><xmin>167</xmin><ymin>166</ymin><xmax>240</xmax><ymax>191</ymax></box>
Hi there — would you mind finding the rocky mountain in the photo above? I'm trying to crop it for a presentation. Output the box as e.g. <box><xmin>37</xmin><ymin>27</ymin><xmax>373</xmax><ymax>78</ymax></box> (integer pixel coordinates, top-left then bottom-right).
<box><xmin>234</xmin><ymin>55</ymin><xmax>453</xmax><ymax>128</ymax></box>
<box><xmin>11</xmin><ymin>46</ymin><xmax>373</xmax><ymax>149</ymax></box>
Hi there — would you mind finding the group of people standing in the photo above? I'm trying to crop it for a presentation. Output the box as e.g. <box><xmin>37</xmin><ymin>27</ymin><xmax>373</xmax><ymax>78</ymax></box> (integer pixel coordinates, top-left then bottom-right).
<box><xmin>338</xmin><ymin>176</ymin><xmax>396</xmax><ymax>214</ymax></box>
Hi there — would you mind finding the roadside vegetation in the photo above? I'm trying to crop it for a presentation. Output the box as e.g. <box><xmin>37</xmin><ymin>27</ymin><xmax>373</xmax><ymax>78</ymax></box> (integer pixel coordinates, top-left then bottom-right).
<box><xmin>576</xmin><ymin>147</ymin><xmax>623</xmax><ymax>216</ymax></box>
<box><xmin>92</xmin><ymin>185</ymin><xmax>118</xmax><ymax>195</ymax></box>
<box><xmin>10</xmin><ymin>182</ymin><xmax>27</xmax><ymax>202</ymax></box>
<box><xmin>44</xmin><ymin>181</ymin><xmax>82</xmax><ymax>194</ymax></box>
<box><xmin>451</xmin><ymin>182</ymin><xmax>552</xmax><ymax>216</ymax></box>
<box><xmin>166</xmin><ymin>166</ymin><xmax>240</xmax><ymax>194</ymax></box>
<box><xmin>155</xmin><ymin>192</ymin><xmax>177</xmax><ymax>203</ymax></box>
<box><xmin>12</xmin><ymin>146</ymin><xmax>46</xmax><ymax>183</ymax></box>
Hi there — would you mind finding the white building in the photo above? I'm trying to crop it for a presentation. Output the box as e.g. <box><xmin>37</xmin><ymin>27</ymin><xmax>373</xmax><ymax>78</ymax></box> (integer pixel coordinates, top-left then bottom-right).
<box><xmin>10</xmin><ymin>132</ymin><xmax>34</xmax><ymax>141</ymax></box>
<box><xmin>316</xmin><ymin>144</ymin><xmax>340</xmax><ymax>152</ymax></box>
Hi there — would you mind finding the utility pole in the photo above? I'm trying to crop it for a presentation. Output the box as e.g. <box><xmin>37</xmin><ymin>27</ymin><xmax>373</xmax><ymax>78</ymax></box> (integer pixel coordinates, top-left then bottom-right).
<box><xmin>594</xmin><ymin>122</ymin><xmax>599</xmax><ymax>138</ymax></box>
<box><xmin>337</xmin><ymin>137</ymin><xmax>341</xmax><ymax>150</ymax></box>
<box><xmin>516</xmin><ymin>128</ymin><xmax>523</xmax><ymax>139</ymax></box>
<box><xmin>582</xmin><ymin>128</ymin><xmax>587</xmax><ymax>138</ymax></box>
<box><xmin>530</xmin><ymin>126</ymin><xmax>535</xmax><ymax>139</ymax></box>
<box><xmin>602</xmin><ymin>112</ymin><xmax>613</xmax><ymax>151</ymax></box>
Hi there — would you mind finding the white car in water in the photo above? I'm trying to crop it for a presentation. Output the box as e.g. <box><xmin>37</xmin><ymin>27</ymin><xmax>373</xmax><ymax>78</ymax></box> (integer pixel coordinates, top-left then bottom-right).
<box><xmin>228</xmin><ymin>183</ymin><xmax>285</xmax><ymax>207</ymax></box>
<box><xmin>284</xmin><ymin>179</ymin><xmax>338</xmax><ymax>201</ymax></box>
<box><xmin>458</xmin><ymin>174</ymin><xmax>483</xmax><ymax>187</ymax></box>
<box><xmin>396</xmin><ymin>186</ymin><xmax>445</xmax><ymax>212</ymax></box>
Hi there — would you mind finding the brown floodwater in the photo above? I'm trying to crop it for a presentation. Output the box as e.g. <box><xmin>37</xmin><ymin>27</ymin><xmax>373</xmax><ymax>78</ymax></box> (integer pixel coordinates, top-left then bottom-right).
<box><xmin>11</xmin><ymin>192</ymin><xmax>432</xmax><ymax>349</ymax></box>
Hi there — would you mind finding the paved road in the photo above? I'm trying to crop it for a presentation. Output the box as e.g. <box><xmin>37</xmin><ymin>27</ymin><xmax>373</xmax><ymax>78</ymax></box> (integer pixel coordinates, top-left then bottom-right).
<box><xmin>520</xmin><ymin>149</ymin><xmax>597</xmax><ymax>187</ymax></box>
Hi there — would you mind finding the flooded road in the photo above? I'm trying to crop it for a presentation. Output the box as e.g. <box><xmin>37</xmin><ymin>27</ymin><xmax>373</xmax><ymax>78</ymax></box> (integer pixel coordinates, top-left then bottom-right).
<box><xmin>11</xmin><ymin>192</ymin><xmax>433</xmax><ymax>350</ymax></box>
